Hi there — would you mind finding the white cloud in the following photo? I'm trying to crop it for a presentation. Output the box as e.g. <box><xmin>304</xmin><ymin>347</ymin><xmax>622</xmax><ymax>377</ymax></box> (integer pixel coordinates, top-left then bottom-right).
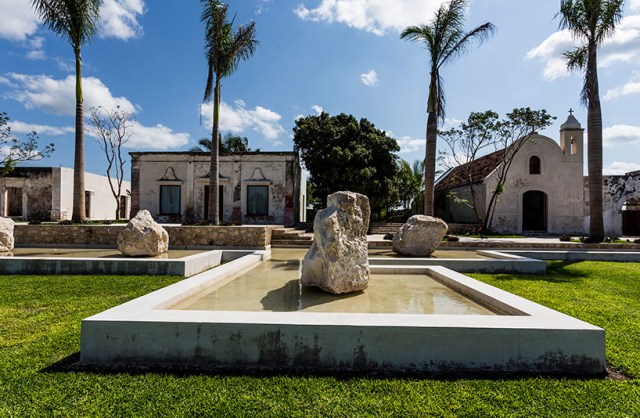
<box><xmin>395</xmin><ymin>135</ymin><xmax>425</xmax><ymax>154</ymax></box>
<box><xmin>123</xmin><ymin>121</ymin><xmax>189</xmax><ymax>149</ymax></box>
<box><xmin>0</xmin><ymin>0</ymin><xmax>144</xmax><ymax>43</ymax></box>
<box><xmin>26</xmin><ymin>36</ymin><xmax>46</xmax><ymax>60</ymax></box>
<box><xmin>632</xmin><ymin>0</ymin><xmax>640</xmax><ymax>12</ymax></box>
<box><xmin>360</xmin><ymin>69</ymin><xmax>379</xmax><ymax>86</ymax></box>
<box><xmin>8</xmin><ymin>120</ymin><xmax>74</xmax><ymax>136</ymax></box>
<box><xmin>256</xmin><ymin>0</ymin><xmax>272</xmax><ymax>15</ymax></box>
<box><xmin>4</xmin><ymin>72</ymin><xmax>189</xmax><ymax>150</ymax></box>
<box><xmin>0</xmin><ymin>0</ymin><xmax>39</xmax><ymax>41</ymax></box>
<box><xmin>311</xmin><ymin>104</ymin><xmax>324</xmax><ymax>114</ymax></box>
<box><xmin>3</xmin><ymin>73</ymin><xmax>136</xmax><ymax>116</ymax></box>
<box><xmin>99</xmin><ymin>0</ymin><xmax>145</xmax><ymax>40</ymax></box>
<box><xmin>201</xmin><ymin>99</ymin><xmax>286</xmax><ymax>144</ymax></box>
<box><xmin>604</xmin><ymin>80</ymin><xmax>640</xmax><ymax>100</ymax></box>
<box><xmin>527</xmin><ymin>13</ymin><xmax>640</xmax><ymax>81</ymax></box>
<box><xmin>603</xmin><ymin>124</ymin><xmax>640</xmax><ymax>148</ymax></box>
<box><xmin>603</xmin><ymin>161</ymin><xmax>640</xmax><ymax>175</ymax></box>
<box><xmin>294</xmin><ymin>0</ymin><xmax>446</xmax><ymax>35</ymax></box>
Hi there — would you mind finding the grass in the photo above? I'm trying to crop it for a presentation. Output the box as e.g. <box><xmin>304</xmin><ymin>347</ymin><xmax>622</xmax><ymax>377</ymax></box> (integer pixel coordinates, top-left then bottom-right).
<box><xmin>1</xmin><ymin>263</ymin><xmax>640</xmax><ymax>417</ymax></box>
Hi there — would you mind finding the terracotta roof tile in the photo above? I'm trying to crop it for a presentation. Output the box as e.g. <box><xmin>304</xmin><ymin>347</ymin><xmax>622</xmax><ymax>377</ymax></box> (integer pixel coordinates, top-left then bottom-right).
<box><xmin>435</xmin><ymin>149</ymin><xmax>505</xmax><ymax>191</ymax></box>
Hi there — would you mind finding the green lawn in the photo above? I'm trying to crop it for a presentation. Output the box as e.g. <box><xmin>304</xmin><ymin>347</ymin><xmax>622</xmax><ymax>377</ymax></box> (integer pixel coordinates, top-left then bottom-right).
<box><xmin>1</xmin><ymin>263</ymin><xmax>640</xmax><ymax>417</ymax></box>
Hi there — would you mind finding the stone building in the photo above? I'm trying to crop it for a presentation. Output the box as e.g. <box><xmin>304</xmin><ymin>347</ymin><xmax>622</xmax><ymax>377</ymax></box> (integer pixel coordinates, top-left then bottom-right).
<box><xmin>0</xmin><ymin>167</ymin><xmax>131</xmax><ymax>221</ymax></box>
<box><xmin>592</xmin><ymin>171</ymin><xmax>640</xmax><ymax>236</ymax></box>
<box><xmin>130</xmin><ymin>151</ymin><xmax>307</xmax><ymax>225</ymax></box>
<box><xmin>435</xmin><ymin>112</ymin><xmax>585</xmax><ymax>235</ymax></box>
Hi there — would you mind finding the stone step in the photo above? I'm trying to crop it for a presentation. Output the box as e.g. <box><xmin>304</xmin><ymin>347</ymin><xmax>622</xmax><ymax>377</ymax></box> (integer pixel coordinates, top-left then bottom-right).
<box><xmin>271</xmin><ymin>228</ymin><xmax>296</xmax><ymax>239</ymax></box>
<box><xmin>271</xmin><ymin>239</ymin><xmax>313</xmax><ymax>247</ymax></box>
<box><xmin>282</xmin><ymin>231</ymin><xmax>311</xmax><ymax>239</ymax></box>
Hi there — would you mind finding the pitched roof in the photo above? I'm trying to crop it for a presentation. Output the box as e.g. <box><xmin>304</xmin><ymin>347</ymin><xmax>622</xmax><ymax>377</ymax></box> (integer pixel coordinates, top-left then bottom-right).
<box><xmin>435</xmin><ymin>149</ymin><xmax>505</xmax><ymax>191</ymax></box>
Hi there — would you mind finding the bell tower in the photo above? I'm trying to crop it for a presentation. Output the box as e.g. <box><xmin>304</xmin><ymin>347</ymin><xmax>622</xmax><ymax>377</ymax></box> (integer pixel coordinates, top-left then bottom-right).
<box><xmin>559</xmin><ymin>108</ymin><xmax>584</xmax><ymax>163</ymax></box>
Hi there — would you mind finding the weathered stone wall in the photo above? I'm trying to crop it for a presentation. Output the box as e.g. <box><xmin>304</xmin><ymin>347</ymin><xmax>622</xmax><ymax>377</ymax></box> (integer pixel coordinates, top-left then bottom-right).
<box><xmin>130</xmin><ymin>152</ymin><xmax>304</xmax><ymax>225</ymax></box>
<box><xmin>584</xmin><ymin>172</ymin><xmax>640</xmax><ymax>237</ymax></box>
<box><xmin>14</xmin><ymin>224</ymin><xmax>274</xmax><ymax>248</ymax></box>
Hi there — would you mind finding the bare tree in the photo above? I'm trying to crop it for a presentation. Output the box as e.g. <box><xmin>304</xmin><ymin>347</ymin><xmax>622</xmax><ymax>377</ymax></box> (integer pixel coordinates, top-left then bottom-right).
<box><xmin>439</xmin><ymin>108</ymin><xmax>554</xmax><ymax>231</ymax></box>
<box><xmin>1</xmin><ymin>112</ymin><xmax>54</xmax><ymax>175</ymax></box>
<box><xmin>88</xmin><ymin>106</ymin><xmax>132</xmax><ymax>219</ymax></box>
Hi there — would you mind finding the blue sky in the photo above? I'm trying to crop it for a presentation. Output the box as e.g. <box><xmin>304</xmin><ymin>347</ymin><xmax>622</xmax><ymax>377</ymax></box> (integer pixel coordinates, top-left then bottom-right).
<box><xmin>1</xmin><ymin>0</ymin><xmax>640</xmax><ymax>181</ymax></box>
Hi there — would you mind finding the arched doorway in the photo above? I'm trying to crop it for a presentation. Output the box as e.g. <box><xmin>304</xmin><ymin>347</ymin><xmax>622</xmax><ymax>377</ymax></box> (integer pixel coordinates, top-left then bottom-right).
<box><xmin>522</xmin><ymin>190</ymin><xmax>547</xmax><ymax>232</ymax></box>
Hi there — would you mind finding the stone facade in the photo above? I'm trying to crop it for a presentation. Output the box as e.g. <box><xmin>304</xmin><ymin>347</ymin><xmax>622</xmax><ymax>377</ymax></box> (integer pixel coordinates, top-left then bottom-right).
<box><xmin>14</xmin><ymin>224</ymin><xmax>273</xmax><ymax>249</ymax></box>
<box><xmin>130</xmin><ymin>152</ymin><xmax>306</xmax><ymax>225</ymax></box>
<box><xmin>0</xmin><ymin>167</ymin><xmax>131</xmax><ymax>221</ymax></box>
<box><xmin>585</xmin><ymin>171</ymin><xmax>640</xmax><ymax>237</ymax></box>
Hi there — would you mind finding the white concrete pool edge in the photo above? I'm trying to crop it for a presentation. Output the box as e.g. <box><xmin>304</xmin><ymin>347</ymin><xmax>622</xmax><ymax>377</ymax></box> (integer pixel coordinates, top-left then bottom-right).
<box><xmin>80</xmin><ymin>250</ymin><xmax>605</xmax><ymax>375</ymax></box>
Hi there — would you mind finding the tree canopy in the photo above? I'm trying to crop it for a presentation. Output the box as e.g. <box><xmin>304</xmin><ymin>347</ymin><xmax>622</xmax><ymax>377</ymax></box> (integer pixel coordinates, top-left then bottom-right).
<box><xmin>293</xmin><ymin>112</ymin><xmax>401</xmax><ymax>216</ymax></box>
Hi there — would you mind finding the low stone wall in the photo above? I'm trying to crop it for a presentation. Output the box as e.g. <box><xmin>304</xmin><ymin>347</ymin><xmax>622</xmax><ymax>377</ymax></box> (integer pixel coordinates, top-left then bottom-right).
<box><xmin>14</xmin><ymin>224</ymin><xmax>276</xmax><ymax>249</ymax></box>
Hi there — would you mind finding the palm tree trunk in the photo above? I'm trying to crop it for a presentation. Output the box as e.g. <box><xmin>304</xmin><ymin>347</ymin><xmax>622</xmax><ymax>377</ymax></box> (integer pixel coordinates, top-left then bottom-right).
<box><xmin>423</xmin><ymin>111</ymin><xmax>438</xmax><ymax>216</ymax></box>
<box><xmin>587</xmin><ymin>47</ymin><xmax>604</xmax><ymax>241</ymax></box>
<box><xmin>208</xmin><ymin>75</ymin><xmax>220</xmax><ymax>225</ymax></box>
<box><xmin>72</xmin><ymin>47</ymin><xmax>85</xmax><ymax>222</ymax></box>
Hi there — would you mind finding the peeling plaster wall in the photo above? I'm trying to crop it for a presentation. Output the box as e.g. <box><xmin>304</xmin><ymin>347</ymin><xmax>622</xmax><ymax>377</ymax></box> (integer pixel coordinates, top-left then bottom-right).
<box><xmin>584</xmin><ymin>173</ymin><xmax>640</xmax><ymax>237</ymax></box>
<box><xmin>132</xmin><ymin>152</ymin><xmax>303</xmax><ymax>225</ymax></box>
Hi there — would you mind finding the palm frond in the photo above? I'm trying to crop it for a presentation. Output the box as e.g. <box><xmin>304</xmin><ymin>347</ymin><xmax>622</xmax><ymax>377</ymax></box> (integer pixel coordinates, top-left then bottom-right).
<box><xmin>31</xmin><ymin>0</ymin><xmax>100</xmax><ymax>48</ymax></box>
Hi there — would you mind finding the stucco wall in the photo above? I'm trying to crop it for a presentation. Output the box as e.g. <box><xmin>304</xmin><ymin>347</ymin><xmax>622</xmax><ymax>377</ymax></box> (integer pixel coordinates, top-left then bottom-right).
<box><xmin>487</xmin><ymin>134</ymin><xmax>584</xmax><ymax>235</ymax></box>
<box><xmin>132</xmin><ymin>152</ymin><xmax>303</xmax><ymax>225</ymax></box>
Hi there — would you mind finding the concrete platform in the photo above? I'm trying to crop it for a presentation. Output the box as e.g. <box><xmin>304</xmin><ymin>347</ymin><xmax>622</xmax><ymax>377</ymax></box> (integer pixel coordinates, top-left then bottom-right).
<box><xmin>80</xmin><ymin>250</ymin><xmax>605</xmax><ymax>375</ymax></box>
<box><xmin>0</xmin><ymin>247</ymin><xmax>253</xmax><ymax>277</ymax></box>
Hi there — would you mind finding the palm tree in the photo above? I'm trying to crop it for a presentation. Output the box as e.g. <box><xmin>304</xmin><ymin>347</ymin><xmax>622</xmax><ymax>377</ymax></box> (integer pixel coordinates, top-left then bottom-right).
<box><xmin>201</xmin><ymin>0</ymin><xmax>258</xmax><ymax>224</ymax></box>
<box><xmin>558</xmin><ymin>0</ymin><xmax>624</xmax><ymax>242</ymax></box>
<box><xmin>32</xmin><ymin>0</ymin><xmax>101</xmax><ymax>222</ymax></box>
<box><xmin>400</xmin><ymin>0</ymin><xmax>495</xmax><ymax>216</ymax></box>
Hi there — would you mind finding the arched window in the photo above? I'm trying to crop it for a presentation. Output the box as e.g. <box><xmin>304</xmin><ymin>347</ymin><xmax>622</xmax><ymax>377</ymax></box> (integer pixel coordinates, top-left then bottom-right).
<box><xmin>529</xmin><ymin>156</ymin><xmax>541</xmax><ymax>174</ymax></box>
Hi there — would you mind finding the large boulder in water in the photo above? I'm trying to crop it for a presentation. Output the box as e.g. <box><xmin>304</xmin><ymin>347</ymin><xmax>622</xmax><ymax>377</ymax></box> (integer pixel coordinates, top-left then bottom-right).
<box><xmin>301</xmin><ymin>191</ymin><xmax>370</xmax><ymax>294</ymax></box>
<box><xmin>0</xmin><ymin>217</ymin><xmax>15</xmax><ymax>252</ymax></box>
<box><xmin>117</xmin><ymin>210</ymin><xmax>169</xmax><ymax>256</ymax></box>
<box><xmin>392</xmin><ymin>215</ymin><xmax>448</xmax><ymax>257</ymax></box>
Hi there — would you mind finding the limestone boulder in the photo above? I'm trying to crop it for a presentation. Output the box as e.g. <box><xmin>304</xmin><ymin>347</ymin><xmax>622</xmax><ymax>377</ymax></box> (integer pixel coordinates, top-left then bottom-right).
<box><xmin>0</xmin><ymin>217</ymin><xmax>15</xmax><ymax>252</ymax></box>
<box><xmin>392</xmin><ymin>215</ymin><xmax>448</xmax><ymax>257</ymax></box>
<box><xmin>301</xmin><ymin>191</ymin><xmax>370</xmax><ymax>294</ymax></box>
<box><xmin>117</xmin><ymin>210</ymin><xmax>169</xmax><ymax>256</ymax></box>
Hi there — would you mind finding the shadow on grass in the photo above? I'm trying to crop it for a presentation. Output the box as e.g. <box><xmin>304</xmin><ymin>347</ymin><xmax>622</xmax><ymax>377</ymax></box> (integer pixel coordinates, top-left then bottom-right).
<box><xmin>42</xmin><ymin>351</ymin><xmax>621</xmax><ymax>381</ymax></box>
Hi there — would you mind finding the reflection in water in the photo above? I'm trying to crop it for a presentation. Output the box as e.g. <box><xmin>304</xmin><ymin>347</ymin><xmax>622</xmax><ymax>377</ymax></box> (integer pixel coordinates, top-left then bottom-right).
<box><xmin>173</xmin><ymin>249</ymin><xmax>498</xmax><ymax>315</ymax></box>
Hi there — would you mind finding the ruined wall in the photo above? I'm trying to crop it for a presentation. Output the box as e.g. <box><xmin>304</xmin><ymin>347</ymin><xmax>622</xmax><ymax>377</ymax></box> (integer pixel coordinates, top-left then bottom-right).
<box><xmin>0</xmin><ymin>168</ymin><xmax>53</xmax><ymax>220</ymax></box>
<box><xmin>14</xmin><ymin>224</ymin><xmax>274</xmax><ymax>248</ymax></box>
<box><xmin>584</xmin><ymin>172</ymin><xmax>640</xmax><ymax>237</ymax></box>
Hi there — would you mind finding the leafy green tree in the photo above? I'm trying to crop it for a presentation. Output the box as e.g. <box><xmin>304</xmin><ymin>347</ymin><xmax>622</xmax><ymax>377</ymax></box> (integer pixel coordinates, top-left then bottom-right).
<box><xmin>439</xmin><ymin>108</ymin><xmax>554</xmax><ymax>231</ymax></box>
<box><xmin>558</xmin><ymin>0</ymin><xmax>624</xmax><ymax>242</ymax></box>
<box><xmin>396</xmin><ymin>159</ymin><xmax>421</xmax><ymax>211</ymax></box>
<box><xmin>32</xmin><ymin>0</ymin><xmax>101</xmax><ymax>222</ymax></box>
<box><xmin>293</xmin><ymin>112</ymin><xmax>400</xmax><ymax>218</ymax></box>
<box><xmin>0</xmin><ymin>112</ymin><xmax>55</xmax><ymax>175</ymax></box>
<box><xmin>400</xmin><ymin>0</ymin><xmax>495</xmax><ymax>217</ymax></box>
<box><xmin>201</xmin><ymin>0</ymin><xmax>258</xmax><ymax>224</ymax></box>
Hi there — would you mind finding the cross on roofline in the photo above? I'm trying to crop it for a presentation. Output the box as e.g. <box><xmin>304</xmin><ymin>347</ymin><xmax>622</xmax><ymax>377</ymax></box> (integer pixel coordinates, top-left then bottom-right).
<box><xmin>569</xmin><ymin>108</ymin><xmax>574</xmax><ymax>116</ymax></box>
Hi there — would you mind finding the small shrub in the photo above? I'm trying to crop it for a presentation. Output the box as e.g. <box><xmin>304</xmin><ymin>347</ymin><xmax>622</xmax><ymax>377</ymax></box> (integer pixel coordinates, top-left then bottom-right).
<box><xmin>102</xmin><ymin>219</ymin><xmax>113</xmax><ymax>225</ymax></box>
<box><xmin>383</xmin><ymin>233</ymin><xmax>394</xmax><ymax>240</ymax></box>
<box><xmin>634</xmin><ymin>239</ymin><xmax>640</xmax><ymax>244</ymax></box>
<box><xmin>58</xmin><ymin>220</ymin><xmax>73</xmax><ymax>225</ymax></box>
<box><xmin>28</xmin><ymin>219</ymin><xmax>42</xmax><ymax>225</ymax></box>
<box><xmin>445</xmin><ymin>235</ymin><xmax>460</xmax><ymax>242</ymax></box>
<box><xmin>559</xmin><ymin>235</ymin><xmax>572</xmax><ymax>242</ymax></box>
